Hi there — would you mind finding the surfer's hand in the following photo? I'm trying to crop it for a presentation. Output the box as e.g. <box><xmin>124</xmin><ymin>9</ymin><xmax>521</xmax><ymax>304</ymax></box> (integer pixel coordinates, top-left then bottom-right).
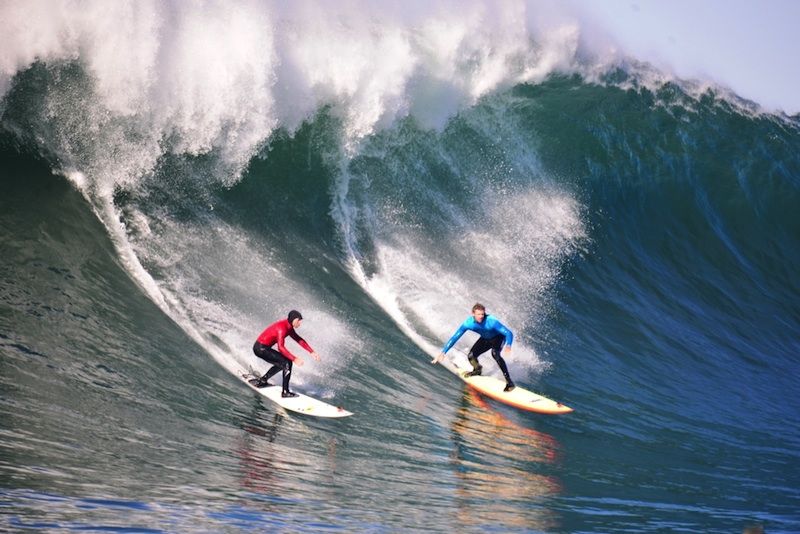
<box><xmin>431</xmin><ymin>352</ymin><xmax>445</xmax><ymax>364</ymax></box>
<box><xmin>310</xmin><ymin>351</ymin><xmax>321</xmax><ymax>362</ymax></box>
<box><xmin>294</xmin><ymin>356</ymin><xmax>305</xmax><ymax>367</ymax></box>
<box><xmin>504</xmin><ymin>346</ymin><xmax>511</xmax><ymax>355</ymax></box>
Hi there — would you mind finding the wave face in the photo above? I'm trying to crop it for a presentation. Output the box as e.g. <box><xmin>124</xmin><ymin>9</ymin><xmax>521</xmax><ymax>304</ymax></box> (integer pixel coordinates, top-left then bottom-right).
<box><xmin>2</xmin><ymin>3</ymin><xmax>800</xmax><ymax>532</ymax></box>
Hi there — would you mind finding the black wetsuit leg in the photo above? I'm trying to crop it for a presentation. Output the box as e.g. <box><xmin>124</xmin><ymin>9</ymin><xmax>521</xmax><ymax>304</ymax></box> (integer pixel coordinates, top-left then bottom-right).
<box><xmin>487</xmin><ymin>334</ymin><xmax>513</xmax><ymax>384</ymax></box>
<box><xmin>468</xmin><ymin>335</ymin><xmax>513</xmax><ymax>383</ymax></box>
<box><xmin>467</xmin><ymin>337</ymin><xmax>494</xmax><ymax>373</ymax></box>
<box><xmin>252</xmin><ymin>342</ymin><xmax>293</xmax><ymax>393</ymax></box>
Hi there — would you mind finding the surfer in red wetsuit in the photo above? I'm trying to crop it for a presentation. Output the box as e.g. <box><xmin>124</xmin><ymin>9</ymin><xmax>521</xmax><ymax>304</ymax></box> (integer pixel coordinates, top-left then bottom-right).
<box><xmin>251</xmin><ymin>310</ymin><xmax>320</xmax><ymax>397</ymax></box>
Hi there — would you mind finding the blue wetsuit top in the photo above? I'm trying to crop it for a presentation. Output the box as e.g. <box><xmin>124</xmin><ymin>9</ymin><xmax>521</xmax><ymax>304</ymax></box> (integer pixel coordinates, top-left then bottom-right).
<box><xmin>442</xmin><ymin>315</ymin><xmax>514</xmax><ymax>353</ymax></box>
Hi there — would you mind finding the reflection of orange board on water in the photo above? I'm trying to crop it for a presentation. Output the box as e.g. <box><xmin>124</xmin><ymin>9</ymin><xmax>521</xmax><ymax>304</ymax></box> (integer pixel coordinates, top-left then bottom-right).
<box><xmin>443</xmin><ymin>359</ymin><xmax>573</xmax><ymax>415</ymax></box>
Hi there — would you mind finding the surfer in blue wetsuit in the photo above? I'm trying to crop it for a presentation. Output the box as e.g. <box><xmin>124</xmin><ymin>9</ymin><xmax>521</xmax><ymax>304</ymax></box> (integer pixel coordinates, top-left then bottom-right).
<box><xmin>432</xmin><ymin>303</ymin><xmax>516</xmax><ymax>392</ymax></box>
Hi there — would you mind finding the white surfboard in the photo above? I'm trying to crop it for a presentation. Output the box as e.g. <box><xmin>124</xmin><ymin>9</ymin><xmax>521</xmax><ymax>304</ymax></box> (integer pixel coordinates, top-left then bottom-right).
<box><xmin>241</xmin><ymin>372</ymin><xmax>353</xmax><ymax>418</ymax></box>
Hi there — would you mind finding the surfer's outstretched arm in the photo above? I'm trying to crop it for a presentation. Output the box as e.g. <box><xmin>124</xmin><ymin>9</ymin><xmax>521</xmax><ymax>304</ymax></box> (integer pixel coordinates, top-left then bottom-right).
<box><xmin>432</xmin><ymin>323</ymin><xmax>468</xmax><ymax>364</ymax></box>
<box><xmin>289</xmin><ymin>330</ymin><xmax>320</xmax><ymax>361</ymax></box>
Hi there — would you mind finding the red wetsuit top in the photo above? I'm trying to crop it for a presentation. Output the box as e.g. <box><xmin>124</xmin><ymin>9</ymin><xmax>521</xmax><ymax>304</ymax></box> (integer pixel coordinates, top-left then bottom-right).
<box><xmin>255</xmin><ymin>319</ymin><xmax>314</xmax><ymax>362</ymax></box>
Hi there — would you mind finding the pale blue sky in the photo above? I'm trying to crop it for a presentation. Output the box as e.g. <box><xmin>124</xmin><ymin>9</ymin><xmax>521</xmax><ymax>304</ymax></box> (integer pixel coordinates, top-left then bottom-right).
<box><xmin>569</xmin><ymin>0</ymin><xmax>800</xmax><ymax>114</ymax></box>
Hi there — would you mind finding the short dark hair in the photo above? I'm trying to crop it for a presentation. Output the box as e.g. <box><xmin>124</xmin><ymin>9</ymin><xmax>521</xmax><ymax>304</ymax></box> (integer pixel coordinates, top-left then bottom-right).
<box><xmin>471</xmin><ymin>303</ymin><xmax>486</xmax><ymax>312</ymax></box>
<box><xmin>288</xmin><ymin>310</ymin><xmax>303</xmax><ymax>323</ymax></box>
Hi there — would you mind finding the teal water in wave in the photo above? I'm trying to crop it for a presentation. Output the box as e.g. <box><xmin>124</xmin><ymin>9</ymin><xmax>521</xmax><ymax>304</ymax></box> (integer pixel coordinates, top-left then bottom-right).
<box><xmin>2</xmin><ymin>37</ymin><xmax>800</xmax><ymax>534</ymax></box>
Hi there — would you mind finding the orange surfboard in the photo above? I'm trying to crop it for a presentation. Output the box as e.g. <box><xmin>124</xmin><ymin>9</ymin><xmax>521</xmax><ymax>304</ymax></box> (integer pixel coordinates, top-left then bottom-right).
<box><xmin>442</xmin><ymin>359</ymin><xmax>573</xmax><ymax>415</ymax></box>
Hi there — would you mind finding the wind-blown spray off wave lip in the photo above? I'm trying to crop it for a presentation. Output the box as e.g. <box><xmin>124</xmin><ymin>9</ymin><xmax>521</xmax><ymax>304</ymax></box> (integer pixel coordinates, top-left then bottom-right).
<box><xmin>0</xmin><ymin>0</ymin><xmax>785</xmax><ymax>204</ymax></box>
